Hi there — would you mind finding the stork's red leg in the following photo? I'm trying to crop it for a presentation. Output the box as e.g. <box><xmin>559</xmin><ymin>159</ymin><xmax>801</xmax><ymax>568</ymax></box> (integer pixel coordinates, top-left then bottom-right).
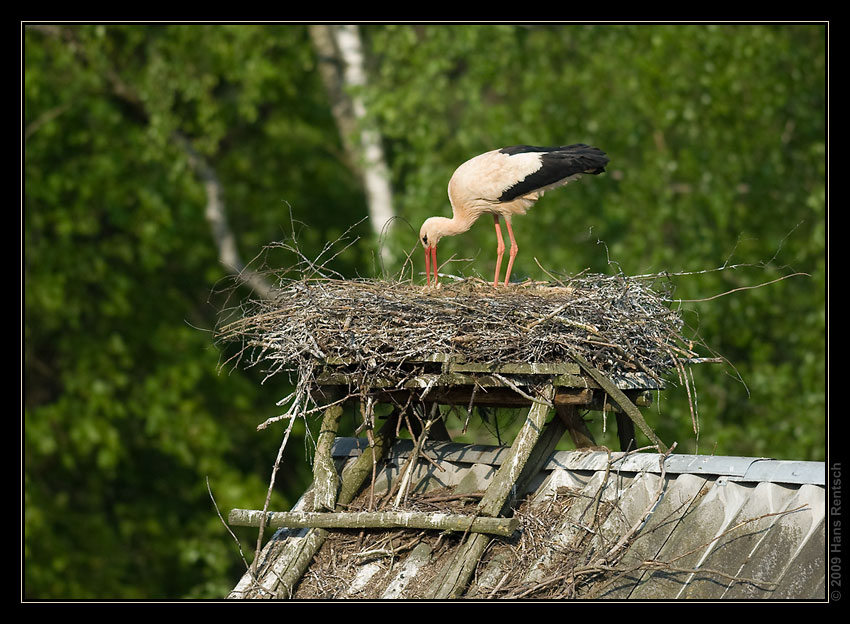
<box><xmin>431</xmin><ymin>245</ymin><xmax>438</xmax><ymax>285</ymax></box>
<box><xmin>503</xmin><ymin>220</ymin><xmax>518</xmax><ymax>286</ymax></box>
<box><xmin>493</xmin><ymin>215</ymin><xmax>506</xmax><ymax>288</ymax></box>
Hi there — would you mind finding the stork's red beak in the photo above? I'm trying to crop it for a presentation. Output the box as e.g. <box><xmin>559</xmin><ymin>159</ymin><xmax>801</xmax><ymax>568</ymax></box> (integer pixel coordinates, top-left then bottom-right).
<box><xmin>425</xmin><ymin>245</ymin><xmax>438</xmax><ymax>286</ymax></box>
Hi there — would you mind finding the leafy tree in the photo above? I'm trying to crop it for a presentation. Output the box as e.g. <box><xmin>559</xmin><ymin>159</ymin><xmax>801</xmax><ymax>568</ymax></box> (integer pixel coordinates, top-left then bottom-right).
<box><xmin>24</xmin><ymin>23</ymin><xmax>367</xmax><ymax>599</ymax></box>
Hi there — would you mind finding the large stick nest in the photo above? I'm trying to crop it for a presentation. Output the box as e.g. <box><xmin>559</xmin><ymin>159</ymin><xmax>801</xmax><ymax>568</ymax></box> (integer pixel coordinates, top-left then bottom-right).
<box><xmin>217</xmin><ymin>273</ymin><xmax>696</xmax><ymax>390</ymax></box>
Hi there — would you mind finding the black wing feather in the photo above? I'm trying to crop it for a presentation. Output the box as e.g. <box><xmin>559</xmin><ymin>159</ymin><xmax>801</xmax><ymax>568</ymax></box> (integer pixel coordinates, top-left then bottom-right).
<box><xmin>497</xmin><ymin>144</ymin><xmax>609</xmax><ymax>202</ymax></box>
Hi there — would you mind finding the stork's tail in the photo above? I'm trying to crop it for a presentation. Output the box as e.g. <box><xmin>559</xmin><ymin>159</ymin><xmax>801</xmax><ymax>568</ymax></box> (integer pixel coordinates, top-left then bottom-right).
<box><xmin>558</xmin><ymin>143</ymin><xmax>609</xmax><ymax>174</ymax></box>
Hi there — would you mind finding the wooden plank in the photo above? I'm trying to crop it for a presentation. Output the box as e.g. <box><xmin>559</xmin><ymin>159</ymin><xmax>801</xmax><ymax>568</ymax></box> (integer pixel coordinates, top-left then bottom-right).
<box><xmin>323</xmin><ymin>353</ymin><xmax>583</xmax><ymax>376</ymax></box>
<box><xmin>446</xmin><ymin>360</ymin><xmax>582</xmax><ymax>375</ymax></box>
<box><xmin>317</xmin><ymin>367</ymin><xmax>664</xmax><ymax>393</ymax></box>
<box><xmin>351</xmin><ymin>386</ymin><xmax>592</xmax><ymax>410</ymax></box>
<box><xmin>555</xmin><ymin>388</ymin><xmax>594</xmax><ymax>405</ymax></box>
<box><xmin>315</xmin><ymin>370</ymin><xmax>591</xmax><ymax>390</ymax></box>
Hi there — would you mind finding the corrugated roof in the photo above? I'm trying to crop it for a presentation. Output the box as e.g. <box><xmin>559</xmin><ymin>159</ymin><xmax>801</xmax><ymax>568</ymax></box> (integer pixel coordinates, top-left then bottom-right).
<box><xmin>229</xmin><ymin>437</ymin><xmax>825</xmax><ymax>600</ymax></box>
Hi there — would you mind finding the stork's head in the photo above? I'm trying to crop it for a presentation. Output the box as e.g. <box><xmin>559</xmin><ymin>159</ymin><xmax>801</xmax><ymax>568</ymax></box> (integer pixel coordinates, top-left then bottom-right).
<box><xmin>420</xmin><ymin>217</ymin><xmax>449</xmax><ymax>250</ymax></box>
<box><xmin>419</xmin><ymin>217</ymin><xmax>447</xmax><ymax>286</ymax></box>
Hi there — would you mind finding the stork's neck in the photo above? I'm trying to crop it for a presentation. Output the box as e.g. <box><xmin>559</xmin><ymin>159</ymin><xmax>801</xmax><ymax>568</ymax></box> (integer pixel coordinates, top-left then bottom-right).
<box><xmin>440</xmin><ymin>209</ymin><xmax>477</xmax><ymax>237</ymax></box>
<box><xmin>447</xmin><ymin>176</ymin><xmax>493</xmax><ymax>233</ymax></box>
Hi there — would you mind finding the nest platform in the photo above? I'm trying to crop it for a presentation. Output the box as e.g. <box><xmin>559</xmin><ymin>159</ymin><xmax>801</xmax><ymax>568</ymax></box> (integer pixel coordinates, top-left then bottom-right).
<box><xmin>218</xmin><ymin>274</ymin><xmax>704</xmax><ymax>451</ymax></box>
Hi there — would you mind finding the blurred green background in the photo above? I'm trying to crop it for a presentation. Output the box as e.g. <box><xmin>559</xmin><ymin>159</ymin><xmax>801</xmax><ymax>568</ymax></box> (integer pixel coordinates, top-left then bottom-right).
<box><xmin>23</xmin><ymin>23</ymin><xmax>826</xmax><ymax>599</ymax></box>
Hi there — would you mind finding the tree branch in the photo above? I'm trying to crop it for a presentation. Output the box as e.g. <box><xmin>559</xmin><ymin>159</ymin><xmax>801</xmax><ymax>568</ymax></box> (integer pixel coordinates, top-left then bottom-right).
<box><xmin>29</xmin><ymin>24</ymin><xmax>276</xmax><ymax>300</ymax></box>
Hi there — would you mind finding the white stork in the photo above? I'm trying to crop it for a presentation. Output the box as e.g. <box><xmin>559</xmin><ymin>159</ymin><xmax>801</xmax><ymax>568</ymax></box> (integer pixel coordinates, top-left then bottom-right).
<box><xmin>420</xmin><ymin>144</ymin><xmax>609</xmax><ymax>287</ymax></box>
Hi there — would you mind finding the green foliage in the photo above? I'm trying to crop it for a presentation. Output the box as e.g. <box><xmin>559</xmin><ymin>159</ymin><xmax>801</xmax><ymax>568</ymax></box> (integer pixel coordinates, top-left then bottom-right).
<box><xmin>24</xmin><ymin>23</ymin><xmax>825</xmax><ymax>599</ymax></box>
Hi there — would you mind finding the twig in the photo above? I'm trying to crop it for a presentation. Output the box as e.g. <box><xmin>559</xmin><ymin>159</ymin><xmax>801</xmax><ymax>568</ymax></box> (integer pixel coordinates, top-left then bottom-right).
<box><xmin>252</xmin><ymin>413</ymin><xmax>299</xmax><ymax>576</ymax></box>
<box><xmin>492</xmin><ymin>374</ymin><xmax>554</xmax><ymax>407</ymax></box>
<box><xmin>660</xmin><ymin>504</ymin><xmax>810</xmax><ymax>567</ymax></box>
<box><xmin>597</xmin><ymin>443</ymin><xmax>676</xmax><ymax>563</ymax></box>
<box><xmin>207</xmin><ymin>477</ymin><xmax>252</xmax><ymax>576</ymax></box>
<box><xmin>393</xmin><ymin>412</ymin><xmax>438</xmax><ymax>507</ymax></box>
<box><xmin>674</xmin><ymin>272</ymin><xmax>810</xmax><ymax>303</ymax></box>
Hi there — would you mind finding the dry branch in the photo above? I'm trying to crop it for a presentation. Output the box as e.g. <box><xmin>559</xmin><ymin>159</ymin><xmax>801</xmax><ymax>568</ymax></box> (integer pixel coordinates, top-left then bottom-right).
<box><xmin>218</xmin><ymin>275</ymin><xmax>693</xmax><ymax>377</ymax></box>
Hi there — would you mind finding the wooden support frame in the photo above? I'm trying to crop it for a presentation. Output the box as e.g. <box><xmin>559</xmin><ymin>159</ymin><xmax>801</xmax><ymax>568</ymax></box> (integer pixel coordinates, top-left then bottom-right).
<box><xmin>231</xmin><ymin>353</ymin><xmax>669</xmax><ymax>599</ymax></box>
<box><xmin>230</xmin><ymin>411</ymin><xmax>401</xmax><ymax>599</ymax></box>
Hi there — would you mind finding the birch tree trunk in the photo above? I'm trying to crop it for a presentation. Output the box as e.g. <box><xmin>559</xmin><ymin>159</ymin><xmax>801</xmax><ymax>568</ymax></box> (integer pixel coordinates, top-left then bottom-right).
<box><xmin>176</xmin><ymin>134</ymin><xmax>275</xmax><ymax>300</ymax></box>
<box><xmin>309</xmin><ymin>24</ymin><xmax>396</xmax><ymax>268</ymax></box>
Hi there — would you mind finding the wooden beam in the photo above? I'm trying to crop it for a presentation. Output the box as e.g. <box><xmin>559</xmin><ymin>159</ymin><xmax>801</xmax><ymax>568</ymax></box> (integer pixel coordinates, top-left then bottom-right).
<box><xmin>315</xmin><ymin>370</ymin><xmax>590</xmax><ymax>390</ymax></box>
<box><xmin>228</xmin><ymin>509</ymin><xmax>519</xmax><ymax>537</ymax></box>
<box><xmin>555</xmin><ymin>388</ymin><xmax>594</xmax><ymax>406</ymax></box>
<box><xmin>322</xmin><ymin>354</ymin><xmax>583</xmax><ymax>376</ymax></box>
<box><xmin>568</xmin><ymin>352</ymin><xmax>668</xmax><ymax>453</ymax></box>
<box><xmin>556</xmin><ymin>403</ymin><xmax>597</xmax><ymax>449</ymax></box>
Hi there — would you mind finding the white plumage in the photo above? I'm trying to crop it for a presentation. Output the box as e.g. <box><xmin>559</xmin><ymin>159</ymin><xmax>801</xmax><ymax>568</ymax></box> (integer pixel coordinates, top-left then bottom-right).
<box><xmin>420</xmin><ymin>144</ymin><xmax>609</xmax><ymax>286</ymax></box>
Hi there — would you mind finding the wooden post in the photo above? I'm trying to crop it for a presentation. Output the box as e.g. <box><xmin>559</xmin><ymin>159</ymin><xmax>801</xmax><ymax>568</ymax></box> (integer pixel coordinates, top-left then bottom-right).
<box><xmin>555</xmin><ymin>403</ymin><xmax>597</xmax><ymax>449</ymax></box>
<box><xmin>427</xmin><ymin>383</ymin><xmax>559</xmax><ymax>599</ymax></box>
<box><xmin>615</xmin><ymin>411</ymin><xmax>637</xmax><ymax>452</ymax></box>
<box><xmin>312</xmin><ymin>404</ymin><xmax>344</xmax><ymax>511</ymax></box>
